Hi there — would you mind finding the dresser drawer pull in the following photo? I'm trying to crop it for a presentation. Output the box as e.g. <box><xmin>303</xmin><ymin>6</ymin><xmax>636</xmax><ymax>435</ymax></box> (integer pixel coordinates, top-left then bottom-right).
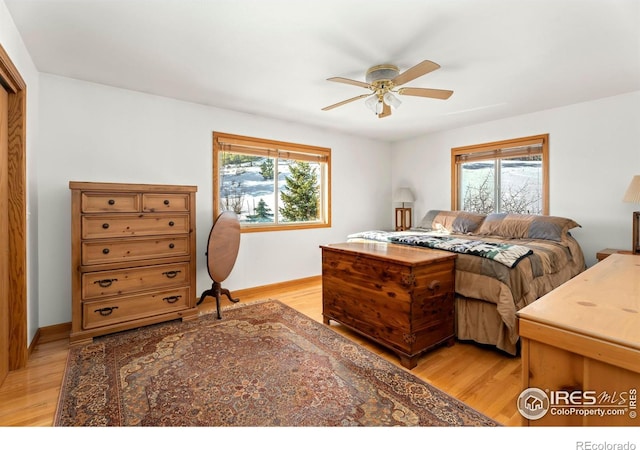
<box><xmin>163</xmin><ymin>199</ymin><xmax>170</xmax><ymax>205</ymax></box>
<box><xmin>169</xmin><ymin>243</ymin><xmax>175</xmax><ymax>249</ymax></box>
<box><xmin>102</xmin><ymin>223</ymin><xmax>110</xmax><ymax>229</ymax></box>
<box><xmin>168</xmin><ymin>221</ymin><xmax>175</xmax><ymax>227</ymax></box>
<box><xmin>102</xmin><ymin>248</ymin><xmax>110</xmax><ymax>254</ymax></box>
<box><xmin>94</xmin><ymin>306</ymin><xmax>118</xmax><ymax>316</ymax></box>
<box><xmin>163</xmin><ymin>295</ymin><xmax>182</xmax><ymax>304</ymax></box>
<box><xmin>428</xmin><ymin>280</ymin><xmax>441</xmax><ymax>292</ymax></box>
<box><xmin>162</xmin><ymin>270</ymin><xmax>181</xmax><ymax>278</ymax></box>
<box><xmin>94</xmin><ymin>278</ymin><xmax>118</xmax><ymax>288</ymax></box>
<box><xmin>108</xmin><ymin>199</ymin><xmax>115</xmax><ymax>205</ymax></box>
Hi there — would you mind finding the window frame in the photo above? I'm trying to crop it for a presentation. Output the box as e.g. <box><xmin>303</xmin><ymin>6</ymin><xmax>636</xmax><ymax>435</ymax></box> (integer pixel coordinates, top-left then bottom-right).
<box><xmin>213</xmin><ymin>131</ymin><xmax>332</xmax><ymax>233</ymax></box>
<box><xmin>450</xmin><ymin>134</ymin><xmax>549</xmax><ymax>215</ymax></box>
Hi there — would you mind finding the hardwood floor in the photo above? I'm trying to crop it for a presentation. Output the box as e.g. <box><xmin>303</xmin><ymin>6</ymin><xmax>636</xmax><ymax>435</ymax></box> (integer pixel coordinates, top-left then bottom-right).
<box><xmin>0</xmin><ymin>277</ymin><xmax>522</xmax><ymax>426</ymax></box>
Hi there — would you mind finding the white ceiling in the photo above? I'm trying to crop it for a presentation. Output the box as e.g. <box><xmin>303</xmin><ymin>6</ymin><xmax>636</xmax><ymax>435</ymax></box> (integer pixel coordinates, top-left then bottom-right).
<box><xmin>5</xmin><ymin>0</ymin><xmax>640</xmax><ymax>142</ymax></box>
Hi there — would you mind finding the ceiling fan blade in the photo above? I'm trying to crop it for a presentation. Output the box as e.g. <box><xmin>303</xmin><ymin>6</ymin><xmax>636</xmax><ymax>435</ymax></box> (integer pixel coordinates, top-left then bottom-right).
<box><xmin>327</xmin><ymin>77</ymin><xmax>371</xmax><ymax>89</ymax></box>
<box><xmin>392</xmin><ymin>60</ymin><xmax>440</xmax><ymax>86</ymax></box>
<box><xmin>378</xmin><ymin>102</ymin><xmax>392</xmax><ymax>118</ymax></box>
<box><xmin>398</xmin><ymin>87</ymin><xmax>453</xmax><ymax>100</ymax></box>
<box><xmin>321</xmin><ymin>94</ymin><xmax>371</xmax><ymax>111</ymax></box>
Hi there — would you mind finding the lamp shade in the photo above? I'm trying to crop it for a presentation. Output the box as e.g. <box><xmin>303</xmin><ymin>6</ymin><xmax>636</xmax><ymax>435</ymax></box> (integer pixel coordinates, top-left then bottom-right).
<box><xmin>394</xmin><ymin>187</ymin><xmax>415</xmax><ymax>203</ymax></box>
<box><xmin>365</xmin><ymin>95</ymin><xmax>378</xmax><ymax>112</ymax></box>
<box><xmin>623</xmin><ymin>175</ymin><xmax>640</xmax><ymax>203</ymax></box>
<box><xmin>383</xmin><ymin>92</ymin><xmax>402</xmax><ymax>109</ymax></box>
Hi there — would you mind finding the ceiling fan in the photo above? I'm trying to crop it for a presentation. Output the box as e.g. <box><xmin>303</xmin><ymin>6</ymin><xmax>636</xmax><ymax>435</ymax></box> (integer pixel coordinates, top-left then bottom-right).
<box><xmin>322</xmin><ymin>60</ymin><xmax>453</xmax><ymax>118</ymax></box>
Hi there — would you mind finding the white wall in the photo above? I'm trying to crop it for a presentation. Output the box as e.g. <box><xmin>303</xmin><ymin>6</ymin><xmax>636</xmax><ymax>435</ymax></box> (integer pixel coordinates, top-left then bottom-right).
<box><xmin>37</xmin><ymin>74</ymin><xmax>392</xmax><ymax>327</ymax></box>
<box><xmin>0</xmin><ymin>0</ymin><xmax>40</xmax><ymax>343</ymax></box>
<box><xmin>391</xmin><ymin>91</ymin><xmax>640</xmax><ymax>267</ymax></box>
<box><xmin>5</xmin><ymin>0</ymin><xmax>640</xmax><ymax>334</ymax></box>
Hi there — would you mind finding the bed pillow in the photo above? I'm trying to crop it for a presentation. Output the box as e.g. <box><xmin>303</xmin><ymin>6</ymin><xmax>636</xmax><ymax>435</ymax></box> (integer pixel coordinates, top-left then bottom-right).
<box><xmin>415</xmin><ymin>210</ymin><xmax>486</xmax><ymax>234</ymax></box>
<box><xmin>476</xmin><ymin>213</ymin><xmax>580</xmax><ymax>242</ymax></box>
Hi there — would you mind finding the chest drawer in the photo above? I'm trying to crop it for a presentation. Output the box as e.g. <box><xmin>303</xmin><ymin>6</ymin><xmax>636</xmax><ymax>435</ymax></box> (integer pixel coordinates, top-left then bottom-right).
<box><xmin>82</xmin><ymin>193</ymin><xmax>140</xmax><ymax>213</ymax></box>
<box><xmin>82</xmin><ymin>236</ymin><xmax>190</xmax><ymax>265</ymax></box>
<box><xmin>82</xmin><ymin>287</ymin><xmax>190</xmax><ymax>329</ymax></box>
<box><xmin>143</xmin><ymin>193</ymin><xmax>190</xmax><ymax>212</ymax></box>
<box><xmin>81</xmin><ymin>214</ymin><xmax>190</xmax><ymax>239</ymax></box>
<box><xmin>82</xmin><ymin>262</ymin><xmax>190</xmax><ymax>299</ymax></box>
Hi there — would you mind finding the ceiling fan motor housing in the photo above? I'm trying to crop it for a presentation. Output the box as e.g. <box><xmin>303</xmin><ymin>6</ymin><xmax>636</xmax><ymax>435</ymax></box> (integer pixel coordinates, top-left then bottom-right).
<box><xmin>365</xmin><ymin>64</ymin><xmax>399</xmax><ymax>88</ymax></box>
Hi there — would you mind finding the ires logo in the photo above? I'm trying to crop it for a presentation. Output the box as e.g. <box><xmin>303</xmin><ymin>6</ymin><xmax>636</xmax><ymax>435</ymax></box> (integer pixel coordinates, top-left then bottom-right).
<box><xmin>548</xmin><ymin>390</ymin><xmax>597</xmax><ymax>405</ymax></box>
<box><xmin>517</xmin><ymin>388</ymin><xmax>638</xmax><ymax>420</ymax></box>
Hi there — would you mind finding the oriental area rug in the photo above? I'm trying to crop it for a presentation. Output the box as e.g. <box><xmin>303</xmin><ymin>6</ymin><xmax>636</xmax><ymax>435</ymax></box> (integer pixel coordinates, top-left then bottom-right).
<box><xmin>55</xmin><ymin>299</ymin><xmax>499</xmax><ymax>427</ymax></box>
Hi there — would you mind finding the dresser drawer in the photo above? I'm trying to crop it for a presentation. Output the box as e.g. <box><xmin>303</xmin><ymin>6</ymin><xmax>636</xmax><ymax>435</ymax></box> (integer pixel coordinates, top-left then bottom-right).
<box><xmin>143</xmin><ymin>193</ymin><xmax>190</xmax><ymax>212</ymax></box>
<box><xmin>82</xmin><ymin>214</ymin><xmax>190</xmax><ymax>239</ymax></box>
<box><xmin>81</xmin><ymin>193</ymin><xmax>140</xmax><ymax>213</ymax></box>
<box><xmin>82</xmin><ymin>236</ymin><xmax>190</xmax><ymax>265</ymax></box>
<box><xmin>82</xmin><ymin>287</ymin><xmax>190</xmax><ymax>329</ymax></box>
<box><xmin>82</xmin><ymin>262</ymin><xmax>190</xmax><ymax>299</ymax></box>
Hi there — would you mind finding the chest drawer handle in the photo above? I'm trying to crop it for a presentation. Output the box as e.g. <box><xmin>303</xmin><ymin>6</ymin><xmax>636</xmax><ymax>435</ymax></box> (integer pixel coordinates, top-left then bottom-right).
<box><xmin>164</xmin><ymin>199</ymin><xmax>170</xmax><ymax>205</ymax></box>
<box><xmin>108</xmin><ymin>199</ymin><xmax>115</xmax><ymax>205</ymax></box>
<box><xmin>102</xmin><ymin>248</ymin><xmax>110</xmax><ymax>254</ymax></box>
<box><xmin>102</xmin><ymin>223</ymin><xmax>110</xmax><ymax>229</ymax></box>
<box><xmin>169</xmin><ymin>243</ymin><xmax>175</xmax><ymax>249</ymax></box>
<box><xmin>162</xmin><ymin>270</ymin><xmax>181</xmax><ymax>278</ymax></box>
<box><xmin>94</xmin><ymin>306</ymin><xmax>118</xmax><ymax>316</ymax></box>
<box><xmin>163</xmin><ymin>295</ymin><xmax>182</xmax><ymax>304</ymax></box>
<box><xmin>428</xmin><ymin>280</ymin><xmax>441</xmax><ymax>292</ymax></box>
<box><xmin>94</xmin><ymin>278</ymin><xmax>118</xmax><ymax>288</ymax></box>
<box><xmin>168</xmin><ymin>221</ymin><xmax>175</xmax><ymax>227</ymax></box>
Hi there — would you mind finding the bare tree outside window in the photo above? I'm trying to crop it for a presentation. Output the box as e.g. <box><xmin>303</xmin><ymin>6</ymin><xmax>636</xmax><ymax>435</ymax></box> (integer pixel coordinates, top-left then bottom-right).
<box><xmin>452</xmin><ymin>135</ymin><xmax>548</xmax><ymax>215</ymax></box>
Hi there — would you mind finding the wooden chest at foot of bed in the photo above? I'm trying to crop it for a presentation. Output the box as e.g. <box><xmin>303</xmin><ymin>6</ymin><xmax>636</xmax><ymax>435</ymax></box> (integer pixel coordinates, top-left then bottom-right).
<box><xmin>321</xmin><ymin>242</ymin><xmax>456</xmax><ymax>369</ymax></box>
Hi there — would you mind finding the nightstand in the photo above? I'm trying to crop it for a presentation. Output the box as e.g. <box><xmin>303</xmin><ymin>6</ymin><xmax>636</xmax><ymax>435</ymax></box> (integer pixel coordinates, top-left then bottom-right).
<box><xmin>596</xmin><ymin>248</ymin><xmax>634</xmax><ymax>262</ymax></box>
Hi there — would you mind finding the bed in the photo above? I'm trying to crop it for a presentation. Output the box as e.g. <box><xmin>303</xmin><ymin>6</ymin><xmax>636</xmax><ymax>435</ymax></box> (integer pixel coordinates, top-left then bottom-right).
<box><xmin>347</xmin><ymin>210</ymin><xmax>586</xmax><ymax>355</ymax></box>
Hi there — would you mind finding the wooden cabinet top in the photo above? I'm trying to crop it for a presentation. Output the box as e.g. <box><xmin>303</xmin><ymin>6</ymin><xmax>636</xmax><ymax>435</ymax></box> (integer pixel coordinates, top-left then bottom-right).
<box><xmin>321</xmin><ymin>242</ymin><xmax>456</xmax><ymax>265</ymax></box>
<box><xmin>518</xmin><ymin>254</ymin><xmax>640</xmax><ymax>351</ymax></box>
<box><xmin>69</xmin><ymin>181</ymin><xmax>197</xmax><ymax>193</ymax></box>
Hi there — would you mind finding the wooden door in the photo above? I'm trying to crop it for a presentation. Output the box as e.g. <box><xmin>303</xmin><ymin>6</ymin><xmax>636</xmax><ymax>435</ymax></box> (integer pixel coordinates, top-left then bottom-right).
<box><xmin>0</xmin><ymin>83</ymin><xmax>8</xmax><ymax>384</ymax></box>
<box><xmin>0</xmin><ymin>42</ymin><xmax>29</xmax><ymax>378</ymax></box>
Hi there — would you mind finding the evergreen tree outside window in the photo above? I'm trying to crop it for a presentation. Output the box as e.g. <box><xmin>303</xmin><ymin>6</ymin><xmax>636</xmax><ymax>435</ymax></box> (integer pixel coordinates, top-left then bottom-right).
<box><xmin>451</xmin><ymin>134</ymin><xmax>549</xmax><ymax>215</ymax></box>
<box><xmin>213</xmin><ymin>132</ymin><xmax>331</xmax><ymax>232</ymax></box>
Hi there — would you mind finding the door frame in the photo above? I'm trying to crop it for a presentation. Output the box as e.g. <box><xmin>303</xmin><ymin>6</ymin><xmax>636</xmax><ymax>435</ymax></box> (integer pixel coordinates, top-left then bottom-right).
<box><xmin>0</xmin><ymin>43</ymin><xmax>28</xmax><ymax>370</ymax></box>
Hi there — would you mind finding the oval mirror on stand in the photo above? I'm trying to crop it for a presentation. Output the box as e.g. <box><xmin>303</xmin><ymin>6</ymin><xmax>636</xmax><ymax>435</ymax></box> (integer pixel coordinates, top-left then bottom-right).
<box><xmin>197</xmin><ymin>211</ymin><xmax>241</xmax><ymax>319</ymax></box>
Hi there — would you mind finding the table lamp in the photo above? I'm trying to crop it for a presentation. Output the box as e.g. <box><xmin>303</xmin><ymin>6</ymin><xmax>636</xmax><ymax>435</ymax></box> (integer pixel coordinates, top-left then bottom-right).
<box><xmin>394</xmin><ymin>187</ymin><xmax>415</xmax><ymax>231</ymax></box>
<box><xmin>623</xmin><ymin>175</ymin><xmax>640</xmax><ymax>254</ymax></box>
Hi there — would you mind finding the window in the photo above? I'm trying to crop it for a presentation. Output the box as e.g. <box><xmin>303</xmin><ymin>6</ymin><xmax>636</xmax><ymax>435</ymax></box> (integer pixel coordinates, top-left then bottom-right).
<box><xmin>451</xmin><ymin>134</ymin><xmax>549</xmax><ymax>215</ymax></box>
<box><xmin>213</xmin><ymin>132</ymin><xmax>331</xmax><ymax>232</ymax></box>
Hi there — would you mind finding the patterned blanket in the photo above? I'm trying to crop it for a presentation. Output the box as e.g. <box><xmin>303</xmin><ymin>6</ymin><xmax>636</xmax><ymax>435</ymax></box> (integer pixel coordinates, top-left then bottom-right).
<box><xmin>348</xmin><ymin>230</ymin><xmax>532</xmax><ymax>268</ymax></box>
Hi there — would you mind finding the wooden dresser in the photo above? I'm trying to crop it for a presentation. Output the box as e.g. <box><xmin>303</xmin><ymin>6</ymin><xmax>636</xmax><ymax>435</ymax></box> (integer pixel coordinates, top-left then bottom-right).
<box><xmin>321</xmin><ymin>242</ymin><xmax>456</xmax><ymax>369</ymax></box>
<box><xmin>518</xmin><ymin>254</ymin><xmax>640</xmax><ymax>426</ymax></box>
<box><xmin>69</xmin><ymin>182</ymin><xmax>199</xmax><ymax>345</ymax></box>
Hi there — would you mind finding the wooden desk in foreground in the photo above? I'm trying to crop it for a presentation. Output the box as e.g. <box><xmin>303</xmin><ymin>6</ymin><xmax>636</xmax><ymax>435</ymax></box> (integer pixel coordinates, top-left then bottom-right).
<box><xmin>517</xmin><ymin>254</ymin><xmax>640</xmax><ymax>426</ymax></box>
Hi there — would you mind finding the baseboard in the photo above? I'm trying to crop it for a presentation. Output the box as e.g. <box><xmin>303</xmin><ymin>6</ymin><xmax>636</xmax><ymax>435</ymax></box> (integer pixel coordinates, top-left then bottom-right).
<box><xmin>231</xmin><ymin>275</ymin><xmax>321</xmax><ymax>298</ymax></box>
<box><xmin>37</xmin><ymin>322</ymin><xmax>72</xmax><ymax>345</ymax></box>
<box><xmin>33</xmin><ymin>276</ymin><xmax>322</xmax><ymax>344</ymax></box>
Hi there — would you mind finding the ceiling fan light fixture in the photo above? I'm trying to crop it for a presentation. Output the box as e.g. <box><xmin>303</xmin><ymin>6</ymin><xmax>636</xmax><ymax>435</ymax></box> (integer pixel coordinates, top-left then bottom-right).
<box><xmin>383</xmin><ymin>92</ymin><xmax>402</xmax><ymax>109</ymax></box>
<box><xmin>365</xmin><ymin>94</ymin><xmax>378</xmax><ymax>112</ymax></box>
<box><xmin>375</xmin><ymin>100</ymin><xmax>384</xmax><ymax>115</ymax></box>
